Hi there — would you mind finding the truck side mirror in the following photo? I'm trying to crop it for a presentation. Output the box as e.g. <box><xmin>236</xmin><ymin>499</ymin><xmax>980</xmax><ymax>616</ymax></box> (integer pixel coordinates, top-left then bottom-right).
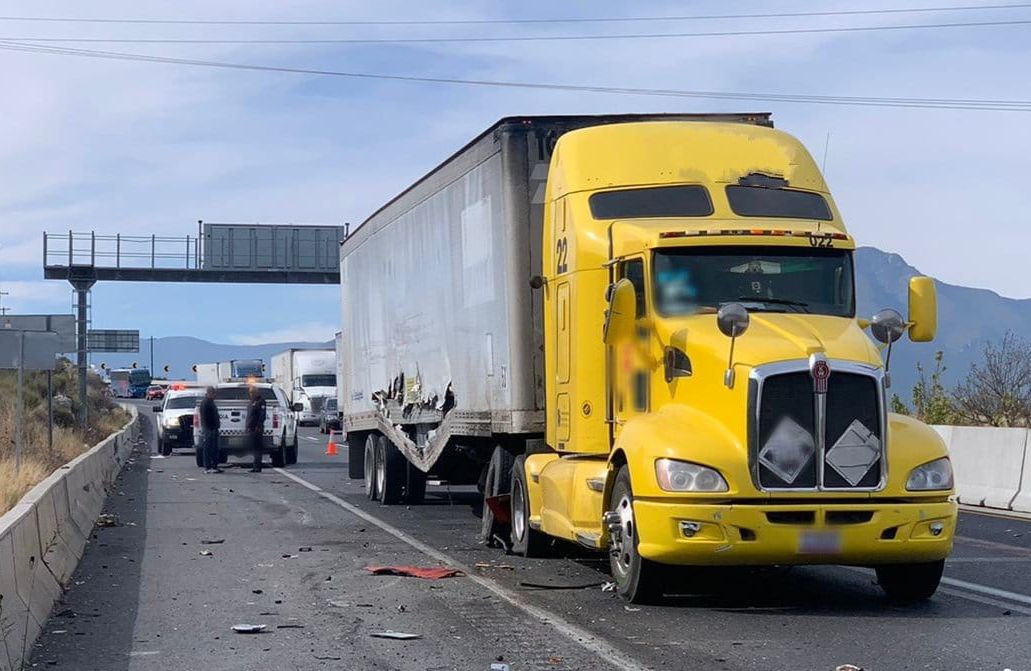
<box><xmin>908</xmin><ymin>276</ymin><xmax>937</xmax><ymax>342</ymax></box>
<box><xmin>663</xmin><ymin>328</ymin><xmax>692</xmax><ymax>383</ymax></box>
<box><xmin>292</xmin><ymin>402</ymin><xmax>304</xmax><ymax>412</ymax></box>
<box><xmin>603</xmin><ymin>279</ymin><xmax>637</xmax><ymax>345</ymax></box>
<box><xmin>152</xmin><ymin>405</ymin><xmax>162</xmax><ymax>413</ymax></box>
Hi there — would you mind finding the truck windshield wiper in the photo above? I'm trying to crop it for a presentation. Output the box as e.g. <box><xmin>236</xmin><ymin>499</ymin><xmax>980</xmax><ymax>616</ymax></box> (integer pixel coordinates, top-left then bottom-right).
<box><xmin>734</xmin><ymin>297</ymin><xmax>811</xmax><ymax>313</ymax></box>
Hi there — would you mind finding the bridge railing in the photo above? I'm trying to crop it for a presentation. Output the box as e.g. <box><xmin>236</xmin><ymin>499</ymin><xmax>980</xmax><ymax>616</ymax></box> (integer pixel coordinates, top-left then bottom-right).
<box><xmin>43</xmin><ymin>231</ymin><xmax>201</xmax><ymax>270</ymax></box>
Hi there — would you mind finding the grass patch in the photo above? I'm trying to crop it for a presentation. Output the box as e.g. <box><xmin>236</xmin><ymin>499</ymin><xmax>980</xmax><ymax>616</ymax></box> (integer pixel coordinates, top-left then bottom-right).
<box><xmin>0</xmin><ymin>359</ymin><xmax>129</xmax><ymax>514</ymax></box>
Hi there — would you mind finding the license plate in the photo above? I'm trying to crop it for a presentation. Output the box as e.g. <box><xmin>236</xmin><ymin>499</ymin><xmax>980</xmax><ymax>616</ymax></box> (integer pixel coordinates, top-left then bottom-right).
<box><xmin>798</xmin><ymin>530</ymin><xmax>842</xmax><ymax>554</ymax></box>
<box><xmin>226</xmin><ymin>436</ymin><xmax>248</xmax><ymax>448</ymax></box>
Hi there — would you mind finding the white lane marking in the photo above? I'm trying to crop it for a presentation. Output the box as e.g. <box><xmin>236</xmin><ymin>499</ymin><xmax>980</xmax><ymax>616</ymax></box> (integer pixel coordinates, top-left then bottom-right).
<box><xmin>938</xmin><ymin>586</ymin><xmax>1031</xmax><ymax>616</ymax></box>
<box><xmin>303</xmin><ymin>436</ymin><xmax>321</xmax><ymax>442</ymax></box>
<box><xmin>955</xmin><ymin>535</ymin><xmax>1031</xmax><ymax>558</ymax></box>
<box><xmin>273</xmin><ymin>468</ymin><xmax>649</xmax><ymax>671</ymax></box>
<box><xmin>941</xmin><ymin>576</ymin><xmax>1031</xmax><ymax>607</ymax></box>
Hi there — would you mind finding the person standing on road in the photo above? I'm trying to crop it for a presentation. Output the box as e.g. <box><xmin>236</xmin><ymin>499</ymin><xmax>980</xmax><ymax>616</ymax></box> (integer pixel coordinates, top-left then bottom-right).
<box><xmin>246</xmin><ymin>385</ymin><xmax>267</xmax><ymax>473</ymax></box>
<box><xmin>199</xmin><ymin>387</ymin><xmax>222</xmax><ymax>474</ymax></box>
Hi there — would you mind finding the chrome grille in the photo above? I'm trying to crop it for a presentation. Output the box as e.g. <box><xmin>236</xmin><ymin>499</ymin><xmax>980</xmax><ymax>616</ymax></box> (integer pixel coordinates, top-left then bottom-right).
<box><xmin>310</xmin><ymin>396</ymin><xmax>325</xmax><ymax>414</ymax></box>
<box><xmin>750</xmin><ymin>361</ymin><xmax>884</xmax><ymax>491</ymax></box>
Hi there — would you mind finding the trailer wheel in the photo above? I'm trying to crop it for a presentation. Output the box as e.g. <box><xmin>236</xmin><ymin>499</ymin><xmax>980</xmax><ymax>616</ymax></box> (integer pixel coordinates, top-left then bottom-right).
<box><xmin>364</xmin><ymin>435</ymin><xmax>379</xmax><ymax>500</ymax></box>
<box><xmin>480</xmin><ymin>445</ymin><xmax>516</xmax><ymax>546</ymax></box>
<box><xmin>377</xmin><ymin>436</ymin><xmax>406</xmax><ymax>505</ymax></box>
<box><xmin>608</xmin><ymin>465</ymin><xmax>665</xmax><ymax>604</ymax></box>
<box><xmin>405</xmin><ymin>465</ymin><xmax>427</xmax><ymax>505</ymax></box>
<box><xmin>876</xmin><ymin>560</ymin><xmax>945</xmax><ymax>601</ymax></box>
<box><xmin>510</xmin><ymin>455</ymin><xmax>551</xmax><ymax>557</ymax></box>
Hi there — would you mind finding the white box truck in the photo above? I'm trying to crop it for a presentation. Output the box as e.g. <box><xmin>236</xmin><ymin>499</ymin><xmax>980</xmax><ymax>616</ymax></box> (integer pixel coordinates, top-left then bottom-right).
<box><xmin>194</xmin><ymin>362</ymin><xmax>219</xmax><ymax>386</ymax></box>
<box><xmin>271</xmin><ymin>348</ymin><xmax>336</xmax><ymax>425</ymax></box>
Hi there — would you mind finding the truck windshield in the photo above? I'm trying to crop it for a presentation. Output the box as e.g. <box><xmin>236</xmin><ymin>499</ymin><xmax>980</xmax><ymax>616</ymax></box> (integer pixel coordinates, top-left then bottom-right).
<box><xmin>301</xmin><ymin>374</ymin><xmax>336</xmax><ymax>387</ymax></box>
<box><xmin>652</xmin><ymin>246</ymin><xmax>854</xmax><ymax>317</ymax></box>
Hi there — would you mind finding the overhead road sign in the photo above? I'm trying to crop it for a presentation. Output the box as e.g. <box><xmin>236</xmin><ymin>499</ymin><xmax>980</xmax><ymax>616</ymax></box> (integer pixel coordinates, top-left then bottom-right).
<box><xmin>87</xmin><ymin>329</ymin><xmax>139</xmax><ymax>353</ymax></box>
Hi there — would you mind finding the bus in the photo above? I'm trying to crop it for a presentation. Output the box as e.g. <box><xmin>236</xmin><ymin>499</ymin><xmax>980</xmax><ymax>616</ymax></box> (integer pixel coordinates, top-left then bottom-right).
<box><xmin>109</xmin><ymin>368</ymin><xmax>152</xmax><ymax>398</ymax></box>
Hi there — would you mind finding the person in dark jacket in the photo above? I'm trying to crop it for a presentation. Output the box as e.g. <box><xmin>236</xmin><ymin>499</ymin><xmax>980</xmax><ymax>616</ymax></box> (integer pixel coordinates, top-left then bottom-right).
<box><xmin>246</xmin><ymin>385</ymin><xmax>267</xmax><ymax>473</ymax></box>
<box><xmin>199</xmin><ymin>387</ymin><xmax>222</xmax><ymax>474</ymax></box>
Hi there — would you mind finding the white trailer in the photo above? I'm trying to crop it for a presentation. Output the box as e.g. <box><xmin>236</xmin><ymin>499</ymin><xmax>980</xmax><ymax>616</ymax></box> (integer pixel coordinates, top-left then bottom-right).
<box><xmin>335</xmin><ymin>332</ymin><xmax>345</xmax><ymax>422</ymax></box>
<box><xmin>194</xmin><ymin>363</ymin><xmax>219</xmax><ymax>386</ymax></box>
<box><xmin>271</xmin><ymin>348</ymin><xmax>336</xmax><ymax>425</ymax></box>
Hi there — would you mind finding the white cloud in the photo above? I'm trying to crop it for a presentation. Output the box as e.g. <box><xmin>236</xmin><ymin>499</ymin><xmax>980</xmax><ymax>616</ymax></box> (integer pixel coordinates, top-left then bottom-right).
<box><xmin>229</xmin><ymin>321</ymin><xmax>335</xmax><ymax>346</ymax></box>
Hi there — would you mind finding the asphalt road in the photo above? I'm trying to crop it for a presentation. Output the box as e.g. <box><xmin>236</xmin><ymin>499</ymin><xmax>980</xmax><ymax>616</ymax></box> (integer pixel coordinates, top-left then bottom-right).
<box><xmin>31</xmin><ymin>406</ymin><xmax>1031</xmax><ymax>670</ymax></box>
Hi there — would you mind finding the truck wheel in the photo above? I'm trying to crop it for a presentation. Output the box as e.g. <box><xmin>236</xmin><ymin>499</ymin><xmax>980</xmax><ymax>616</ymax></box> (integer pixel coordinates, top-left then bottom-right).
<box><xmin>876</xmin><ymin>560</ymin><xmax>945</xmax><ymax>601</ymax></box>
<box><xmin>608</xmin><ymin>465</ymin><xmax>666</xmax><ymax>604</ymax></box>
<box><xmin>271</xmin><ymin>440</ymin><xmax>286</xmax><ymax>468</ymax></box>
<box><xmin>377</xmin><ymin>436</ymin><xmax>406</xmax><ymax>505</ymax></box>
<box><xmin>510</xmin><ymin>455</ymin><xmax>551</xmax><ymax>557</ymax></box>
<box><xmin>405</xmin><ymin>465</ymin><xmax>427</xmax><ymax>505</ymax></box>
<box><xmin>363</xmin><ymin>435</ymin><xmax>379</xmax><ymax>500</ymax></box>
<box><xmin>480</xmin><ymin>445</ymin><xmax>516</xmax><ymax>546</ymax></box>
<box><xmin>158</xmin><ymin>438</ymin><xmax>172</xmax><ymax>457</ymax></box>
<box><xmin>348</xmin><ymin>433</ymin><xmax>366</xmax><ymax>480</ymax></box>
<box><xmin>286</xmin><ymin>431</ymin><xmax>298</xmax><ymax>465</ymax></box>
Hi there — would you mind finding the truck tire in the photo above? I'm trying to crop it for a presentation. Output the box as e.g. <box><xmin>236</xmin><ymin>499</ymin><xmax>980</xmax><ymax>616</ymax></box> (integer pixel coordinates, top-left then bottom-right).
<box><xmin>348</xmin><ymin>433</ymin><xmax>366</xmax><ymax>480</ymax></box>
<box><xmin>271</xmin><ymin>439</ymin><xmax>287</xmax><ymax>468</ymax></box>
<box><xmin>510</xmin><ymin>454</ymin><xmax>551</xmax><ymax>557</ymax></box>
<box><xmin>480</xmin><ymin>445</ymin><xmax>516</xmax><ymax>546</ymax></box>
<box><xmin>286</xmin><ymin>431</ymin><xmax>298</xmax><ymax>465</ymax></box>
<box><xmin>377</xmin><ymin>436</ymin><xmax>407</xmax><ymax>505</ymax></box>
<box><xmin>364</xmin><ymin>435</ymin><xmax>379</xmax><ymax>500</ymax></box>
<box><xmin>158</xmin><ymin>438</ymin><xmax>172</xmax><ymax>457</ymax></box>
<box><xmin>876</xmin><ymin>560</ymin><xmax>945</xmax><ymax>600</ymax></box>
<box><xmin>405</xmin><ymin>465</ymin><xmax>427</xmax><ymax>505</ymax></box>
<box><xmin>607</xmin><ymin>465</ymin><xmax>665</xmax><ymax>604</ymax></box>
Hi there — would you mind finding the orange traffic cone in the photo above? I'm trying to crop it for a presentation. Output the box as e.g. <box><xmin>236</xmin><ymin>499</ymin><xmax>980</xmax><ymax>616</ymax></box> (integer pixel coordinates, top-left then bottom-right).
<box><xmin>326</xmin><ymin>430</ymin><xmax>339</xmax><ymax>456</ymax></box>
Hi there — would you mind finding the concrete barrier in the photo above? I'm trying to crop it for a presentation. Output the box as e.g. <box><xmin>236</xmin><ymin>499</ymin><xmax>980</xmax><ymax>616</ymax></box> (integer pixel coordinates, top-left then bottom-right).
<box><xmin>1012</xmin><ymin>440</ymin><xmax>1031</xmax><ymax>513</ymax></box>
<box><xmin>0</xmin><ymin>403</ymin><xmax>138</xmax><ymax>671</ymax></box>
<box><xmin>934</xmin><ymin>424</ymin><xmax>1028</xmax><ymax>511</ymax></box>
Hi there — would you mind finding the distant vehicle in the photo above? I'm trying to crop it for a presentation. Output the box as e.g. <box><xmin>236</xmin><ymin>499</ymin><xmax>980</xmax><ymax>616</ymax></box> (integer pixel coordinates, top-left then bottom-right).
<box><xmin>271</xmin><ymin>349</ymin><xmax>336</xmax><ymax>426</ymax></box>
<box><xmin>109</xmin><ymin>368</ymin><xmax>152</xmax><ymax>398</ymax></box>
<box><xmin>152</xmin><ymin>388</ymin><xmax>204</xmax><ymax>456</ymax></box>
<box><xmin>145</xmin><ymin>385</ymin><xmax>165</xmax><ymax>400</ymax></box>
<box><xmin>192</xmin><ymin>382</ymin><xmax>301</xmax><ymax>468</ymax></box>
<box><xmin>217</xmin><ymin>359</ymin><xmax>265</xmax><ymax>381</ymax></box>
<box><xmin>194</xmin><ymin>363</ymin><xmax>220</xmax><ymax>386</ymax></box>
<box><xmin>318</xmin><ymin>397</ymin><xmax>341</xmax><ymax>434</ymax></box>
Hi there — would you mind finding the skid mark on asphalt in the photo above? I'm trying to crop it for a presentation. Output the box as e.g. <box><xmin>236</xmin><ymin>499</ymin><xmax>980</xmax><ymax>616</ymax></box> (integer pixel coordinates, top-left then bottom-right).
<box><xmin>274</xmin><ymin>467</ymin><xmax>651</xmax><ymax>671</ymax></box>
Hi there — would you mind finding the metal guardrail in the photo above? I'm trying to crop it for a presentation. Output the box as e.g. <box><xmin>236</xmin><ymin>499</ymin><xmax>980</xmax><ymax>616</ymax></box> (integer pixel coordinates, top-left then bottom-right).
<box><xmin>44</xmin><ymin>231</ymin><xmax>201</xmax><ymax>270</ymax></box>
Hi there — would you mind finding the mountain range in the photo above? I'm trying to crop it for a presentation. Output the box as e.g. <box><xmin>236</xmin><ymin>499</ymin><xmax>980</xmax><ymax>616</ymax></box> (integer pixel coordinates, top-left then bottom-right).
<box><xmin>92</xmin><ymin>247</ymin><xmax>1031</xmax><ymax>399</ymax></box>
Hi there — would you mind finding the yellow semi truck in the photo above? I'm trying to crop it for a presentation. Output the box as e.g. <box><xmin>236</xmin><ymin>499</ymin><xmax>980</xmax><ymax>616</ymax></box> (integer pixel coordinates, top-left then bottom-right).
<box><xmin>339</xmin><ymin>114</ymin><xmax>956</xmax><ymax>603</ymax></box>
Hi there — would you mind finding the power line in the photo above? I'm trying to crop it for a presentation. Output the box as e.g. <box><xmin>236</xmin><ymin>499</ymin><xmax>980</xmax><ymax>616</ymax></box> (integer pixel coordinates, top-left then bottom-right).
<box><xmin>1</xmin><ymin>18</ymin><xmax>1029</xmax><ymax>45</ymax></box>
<box><xmin>1</xmin><ymin>40</ymin><xmax>1028</xmax><ymax>112</ymax></box>
<box><xmin>0</xmin><ymin>3</ymin><xmax>1029</xmax><ymax>26</ymax></box>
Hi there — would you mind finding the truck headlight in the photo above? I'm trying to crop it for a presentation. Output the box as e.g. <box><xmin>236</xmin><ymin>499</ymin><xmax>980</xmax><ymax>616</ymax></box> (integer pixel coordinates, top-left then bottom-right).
<box><xmin>906</xmin><ymin>457</ymin><xmax>953</xmax><ymax>491</ymax></box>
<box><xmin>655</xmin><ymin>458</ymin><xmax>729</xmax><ymax>493</ymax></box>
<box><xmin>163</xmin><ymin>416</ymin><xmax>179</xmax><ymax>428</ymax></box>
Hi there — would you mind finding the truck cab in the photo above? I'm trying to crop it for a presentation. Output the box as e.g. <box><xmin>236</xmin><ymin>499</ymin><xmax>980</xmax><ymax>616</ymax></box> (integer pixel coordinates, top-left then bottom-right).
<box><xmin>521</xmin><ymin>121</ymin><xmax>955</xmax><ymax>602</ymax></box>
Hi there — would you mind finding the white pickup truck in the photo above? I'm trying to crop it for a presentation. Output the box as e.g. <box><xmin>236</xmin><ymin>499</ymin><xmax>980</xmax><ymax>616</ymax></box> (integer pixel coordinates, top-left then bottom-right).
<box><xmin>193</xmin><ymin>383</ymin><xmax>301</xmax><ymax>467</ymax></box>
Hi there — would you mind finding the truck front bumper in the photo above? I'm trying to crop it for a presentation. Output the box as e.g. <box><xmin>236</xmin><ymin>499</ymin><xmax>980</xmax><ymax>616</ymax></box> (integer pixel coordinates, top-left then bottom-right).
<box><xmin>633</xmin><ymin>499</ymin><xmax>956</xmax><ymax>566</ymax></box>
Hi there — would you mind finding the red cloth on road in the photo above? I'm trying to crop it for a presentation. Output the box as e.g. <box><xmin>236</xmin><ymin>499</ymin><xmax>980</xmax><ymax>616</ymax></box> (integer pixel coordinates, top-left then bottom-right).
<box><xmin>365</xmin><ymin>565</ymin><xmax>463</xmax><ymax>580</ymax></box>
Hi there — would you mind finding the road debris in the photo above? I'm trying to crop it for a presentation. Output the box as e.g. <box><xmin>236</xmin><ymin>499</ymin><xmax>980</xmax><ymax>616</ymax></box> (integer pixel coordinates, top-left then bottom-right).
<box><xmin>96</xmin><ymin>514</ymin><xmax>121</xmax><ymax>528</ymax></box>
<box><xmin>365</xmin><ymin>565</ymin><xmax>463</xmax><ymax>580</ymax></box>
<box><xmin>231</xmin><ymin>624</ymin><xmax>267</xmax><ymax>634</ymax></box>
<box><xmin>519</xmin><ymin>579</ymin><xmax>607</xmax><ymax>591</ymax></box>
<box><xmin>601</xmin><ymin>582</ymin><xmax>617</xmax><ymax>592</ymax></box>
<box><xmin>370</xmin><ymin>631</ymin><xmax>422</xmax><ymax>640</ymax></box>
<box><xmin>298</xmin><ymin>546</ymin><xmax>313</xmax><ymax>552</ymax></box>
<box><xmin>200</xmin><ymin>539</ymin><xmax>225</xmax><ymax>545</ymax></box>
<box><xmin>624</xmin><ymin>605</ymin><xmax>641</xmax><ymax>612</ymax></box>
<box><xmin>199</xmin><ymin>550</ymin><xmax>213</xmax><ymax>556</ymax></box>
<box><xmin>835</xmin><ymin>666</ymin><xmax>865</xmax><ymax>671</ymax></box>
<box><xmin>475</xmin><ymin>562</ymin><xmax>515</xmax><ymax>570</ymax></box>
<box><xmin>276</xmin><ymin>624</ymin><xmax>304</xmax><ymax>629</ymax></box>
<box><xmin>491</xmin><ymin>664</ymin><xmax>511</xmax><ymax>671</ymax></box>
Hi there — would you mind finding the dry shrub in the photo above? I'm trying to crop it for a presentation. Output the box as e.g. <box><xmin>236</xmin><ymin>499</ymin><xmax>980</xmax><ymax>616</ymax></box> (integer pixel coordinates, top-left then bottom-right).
<box><xmin>0</xmin><ymin>385</ymin><xmax>130</xmax><ymax>515</ymax></box>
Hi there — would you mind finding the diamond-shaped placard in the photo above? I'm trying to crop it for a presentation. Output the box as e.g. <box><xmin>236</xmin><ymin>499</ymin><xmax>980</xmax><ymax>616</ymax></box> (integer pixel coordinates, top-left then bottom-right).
<box><xmin>759</xmin><ymin>416</ymin><xmax>815</xmax><ymax>484</ymax></box>
<box><xmin>826</xmin><ymin>419</ymin><xmax>881</xmax><ymax>486</ymax></box>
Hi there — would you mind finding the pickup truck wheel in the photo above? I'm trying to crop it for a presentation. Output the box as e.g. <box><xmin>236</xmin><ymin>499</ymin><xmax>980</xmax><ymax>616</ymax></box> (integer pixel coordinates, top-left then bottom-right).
<box><xmin>348</xmin><ymin>433</ymin><xmax>366</xmax><ymax>480</ymax></box>
<box><xmin>608</xmin><ymin>465</ymin><xmax>666</xmax><ymax>604</ymax></box>
<box><xmin>271</xmin><ymin>439</ymin><xmax>286</xmax><ymax>468</ymax></box>
<box><xmin>363</xmin><ymin>435</ymin><xmax>379</xmax><ymax>500</ymax></box>
<box><xmin>510</xmin><ymin>455</ymin><xmax>551</xmax><ymax>557</ymax></box>
<box><xmin>876</xmin><ymin>560</ymin><xmax>945</xmax><ymax>601</ymax></box>
<box><xmin>480</xmin><ymin>445</ymin><xmax>516</xmax><ymax>546</ymax></box>
<box><xmin>377</xmin><ymin>437</ymin><xmax>406</xmax><ymax>505</ymax></box>
<box><xmin>286</xmin><ymin>431</ymin><xmax>298</xmax><ymax>465</ymax></box>
<box><xmin>158</xmin><ymin>438</ymin><xmax>172</xmax><ymax>457</ymax></box>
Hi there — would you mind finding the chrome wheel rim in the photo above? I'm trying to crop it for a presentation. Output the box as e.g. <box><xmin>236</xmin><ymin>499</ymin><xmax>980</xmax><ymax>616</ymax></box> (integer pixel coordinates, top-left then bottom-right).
<box><xmin>364</xmin><ymin>441</ymin><xmax>375</xmax><ymax>496</ymax></box>
<box><xmin>512</xmin><ymin>480</ymin><xmax>526</xmax><ymax>542</ymax></box>
<box><xmin>375</xmin><ymin>446</ymin><xmax>386</xmax><ymax>497</ymax></box>
<box><xmin>610</xmin><ymin>494</ymin><xmax>635</xmax><ymax>578</ymax></box>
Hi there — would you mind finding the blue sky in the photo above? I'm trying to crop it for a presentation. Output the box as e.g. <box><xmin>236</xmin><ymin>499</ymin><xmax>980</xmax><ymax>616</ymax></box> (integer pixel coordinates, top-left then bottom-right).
<box><xmin>1</xmin><ymin>0</ymin><xmax>1029</xmax><ymax>345</ymax></box>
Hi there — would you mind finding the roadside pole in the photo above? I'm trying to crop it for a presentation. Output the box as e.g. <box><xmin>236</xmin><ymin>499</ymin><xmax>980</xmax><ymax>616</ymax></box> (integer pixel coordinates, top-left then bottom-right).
<box><xmin>16</xmin><ymin>331</ymin><xmax>24</xmax><ymax>471</ymax></box>
<box><xmin>47</xmin><ymin>370</ymin><xmax>53</xmax><ymax>452</ymax></box>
